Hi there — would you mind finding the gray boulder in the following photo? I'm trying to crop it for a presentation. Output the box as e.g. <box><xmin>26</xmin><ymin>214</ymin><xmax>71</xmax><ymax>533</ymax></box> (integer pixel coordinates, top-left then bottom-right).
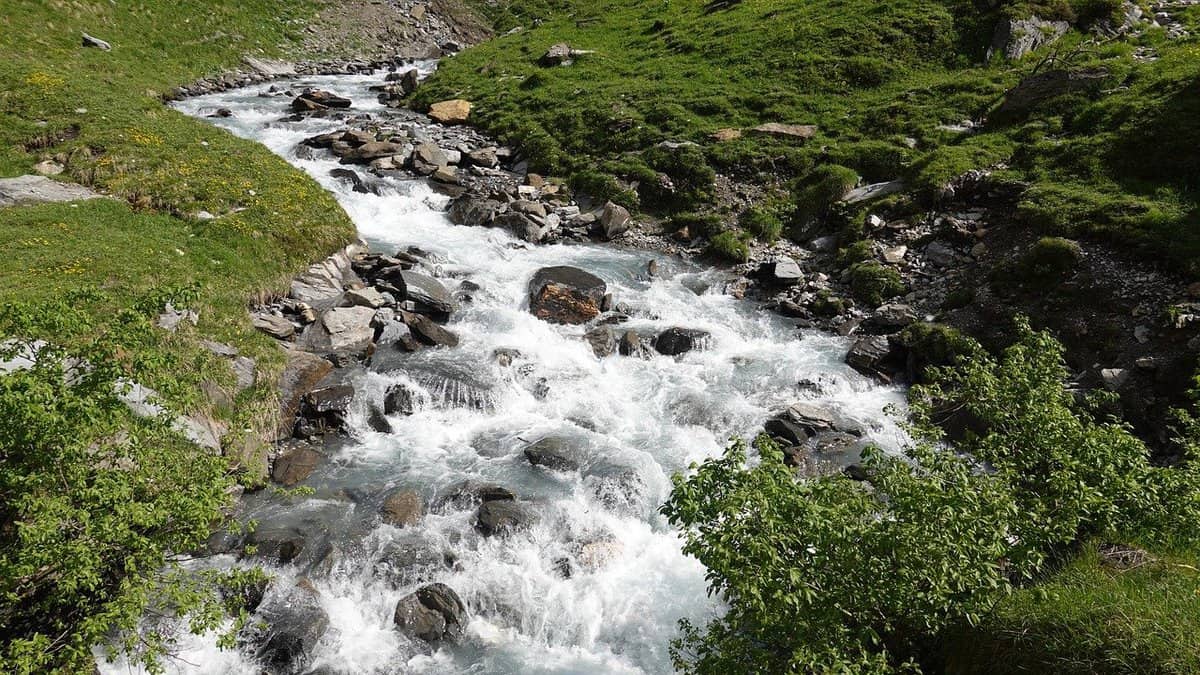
<box><xmin>394</xmin><ymin>583</ymin><xmax>468</xmax><ymax>644</ymax></box>
<box><xmin>475</xmin><ymin>500</ymin><xmax>537</xmax><ymax>536</ymax></box>
<box><xmin>990</xmin><ymin>16</ymin><xmax>1070</xmax><ymax>60</ymax></box>
<box><xmin>655</xmin><ymin>327</ymin><xmax>711</xmax><ymax>356</ymax></box>
<box><xmin>400</xmin><ymin>271</ymin><xmax>455</xmax><ymax>318</ymax></box>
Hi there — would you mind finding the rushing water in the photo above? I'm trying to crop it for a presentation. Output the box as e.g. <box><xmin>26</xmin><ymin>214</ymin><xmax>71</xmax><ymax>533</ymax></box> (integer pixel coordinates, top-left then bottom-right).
<box><xmin>105</xmin><ymin>67</ymin><xmax>907</xmax><ymax>674</ymax></box>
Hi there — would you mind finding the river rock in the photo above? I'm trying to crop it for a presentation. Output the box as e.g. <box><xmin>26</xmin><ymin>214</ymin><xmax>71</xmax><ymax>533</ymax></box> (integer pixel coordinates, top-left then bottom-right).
<box><xmin>597</xmin><ymin>201</ymin><xmax>631</xmax><ymax>240</ymax></box>
<box><xmin>394</xmin><ymin>583</ymin><xmax>468</xmax><ymax>644</ymax></box>
<box><xmin>448</xmin><ymin>194</ymin><xmax>500</xmax><ymax>226</ymax></box>
<box><xmin>399</xmin><ymin>310</ymin><xmax>459</xmax><ymax>347</ymax></box>
<box><xmin>384</xmin><ymin>383</ymin><xmax>419</xmax><ymax>415</ymax></box>
<box><xmin>342</xmin><ymin>141</ymin><xmax>409</xmax><ymax>164</ymax></box>
<box><xmin>271</xmin><ymin>444</ymin><xmax>323</xmax><ymax>486</ymax></box>
<box><xmin>655</xmin><ymin>327</ymin><xmax>711</xmax><ymax>356</ymax></box>
<box><xmin>475</xmin><ymin>500</ymin><xmax>536</xmax><ymax>536</ymax></box>
<box><xmin>528</xmin><ymin>266</ymin><xmax>607</xmax><ymax>325</ymax></box>
<box><xmin>300</xmin><ymin>306</ymin><xmax>376</xmax><ymax>355</ymax></box>
<box><xmin>380</xmin><ymin>490</ymin><xmax>424</xmax><ymax>527</ymax></box>
<box><xmin>428</xmin><ymin>99</ymin><xmax>471</xmax><ymax>124</ymax></box>
<box><xmin>377</xmin><ymin>320</ymin><xmax>422</xmax><ymax>351</ymax></box>
<box><xmin>374</xmin><ymin>533</ymin><xmax>446</xmax><ymax>586</ymax></box>
<box><xmin>585</xmin><ymin>325</ymin><xmax>617</xmax><ymax>357</ymax></box>
<box><xmin>465</xmin><ymin>147</ymin><xmax>499</xmax><ymax>168</ymax></box>
<box><xmin>437</xmin><ymin>481</ymin><xmax>517</xmax><ymax>509</ymax></box>
<box><xmin>277</xmin><ymin>351</ymin><xmax>333</xmax><ymax>440</ymax></box>
<box><xmin>292</xmin><ymin>89</ymin><xmax>351</xmax><ymax>111</ymax></box>
<box><xmin>245</xmin><ymin>525</ymin><xmax>307</xmax><ymax>564</ymax></box>
<box><xmin>400</xmin><ymin>271</ymin><xmax>455</xmax><ymax>317</ymax></box>
<box><xmin>299</xmin><ymin>382</ymin><xmax>355</xmax><ymax>434</ymax></box>
<box><xmin>524</xmin><ymin>437</ymin><xmax>580</xmax><ymax>472</ymax></box>
<box><xmin>255</xmin><ymin>585</ymin><xmax>330</xmax><ymax>673</ymax></box>
<box><xmin>496</xmin><ymin>211</ymin><xmax>552</xmax><ymax>243</ymax></box>
<box><xmin>765</xmin><ymin>402</ymin><xmax>837</xmax><ymax>445</ymax></box>
<box><xmin>866</xmin><ymin>303</ymin><xmax>917</xmax><ymax>331</ymax></box>
<box><xmin>845</xmin><ymin>335</ymin><xmax>896</xmax><ymax>378</ymax></box>
<box><xmin>618</xmin><ymin>331</ymin><xmax>643</xmax><ymax>357</ymax></box>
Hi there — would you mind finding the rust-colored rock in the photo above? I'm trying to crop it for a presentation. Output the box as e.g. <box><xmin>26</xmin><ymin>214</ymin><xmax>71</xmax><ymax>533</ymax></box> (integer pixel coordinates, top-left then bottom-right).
<box><xmin>428</xmin><ymin>99</ymin><xmax>472</xmax><ymax>124</ymax></box>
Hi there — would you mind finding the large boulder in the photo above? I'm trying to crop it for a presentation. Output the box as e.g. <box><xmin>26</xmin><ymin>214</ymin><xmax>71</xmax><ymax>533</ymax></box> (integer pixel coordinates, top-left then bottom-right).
<box><xmin>528</xmin><ymin>266</ymin><xmax>607</xmax><ymax>325</ymax></box>
<box><xmin>427</xmin><ymin>99</ymin><xmax>471</xmax><ymax>124</ymax></box>
<box><xmin>524</xmin><ymin>437</ymin><xmax>580</xmax><ymax>472</ymax></box>
<box><xmin>398</xmin><ymin>310</ymin><xmax>459</xmax><ymax>348</ymax></box>
<box><xmin>298</xmin><ymin>382</ymin><xmax>356</xmax><ymax>435</ymax></box>
<box><xmin>393</xmin><ymin>583</ymin><xmax>468</xmax><ymax>644</ymax></box>
<box><xmin>597</xmin><ymin>202</ymin><xmax>631</xmax><ymax>240</ymax></box>
<box><xmin>289</xmin><ymin>244</ymin><xmax>364</xmax><ymax>308</ymax></box>
<box><xmin>340</xmin><ymin>141</ymin><xmax>410</xmax><ymax>164</ymax></box>
<box><xmin>384</xmin><ymin>383</ymin><xmax>419</xmax><ymax>415</ymax></box>
<box><xmin>271</xmin><ymin>444</ymin><xmax>323</xmax><ymax>486</ymax></box>
<box><xmin>254</xmin><ymin>586</ymin><xmax>330</xmax><ymax>673</ymax></box>
<box><xmin>292</xmin><ymin>89</ymin><xmax>352</xmax><ymax>111</ymax></box>
<box><xmin>655</xmin><ymin>327</ymin><xmax>711</xmax><ymax>356</ymax></box>
<box><xmin>764</xmin><ymin>402</ymin><xmax>838</xmax><ymax>446</ymax></box>
<box><xmin>475</xmin><ymin>500</ymin><xmax>536</xmax><ymax>536</ymax></box>
<box><xmin>299</xmin><ymin>306</ymin><xmax>376</xmax><ymax>355</ymax></box>
<box><xmin>757</xmin><ymin>259</ymin><xmax>804</xmax><ymax>286</ymax></box>
<box><xmin>400</xmin><ymin>271</ymin><xmax>455</xmax><ymax>318</ymax></box>
<box><xmin>447</xmin><ymin>194</ymin><xmax>500</xmax><ymax>226</ymax></box>
<box><xmin>993</xmin><ymin>67</ymin><xmax>1109</xmax><ymax>120</ymax></box>
<box><xmin>845</xmin><ymin>335</ymin><xmax>897</xmax><ymax>378</ymax></box>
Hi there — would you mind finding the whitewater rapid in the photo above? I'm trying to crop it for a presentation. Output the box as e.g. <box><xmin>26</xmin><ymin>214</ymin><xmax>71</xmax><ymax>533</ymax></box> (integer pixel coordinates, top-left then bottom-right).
<box><xmin>104</xmin><ymin>67</ymin><xmax>907</xmax><ymax>674</ymax></box>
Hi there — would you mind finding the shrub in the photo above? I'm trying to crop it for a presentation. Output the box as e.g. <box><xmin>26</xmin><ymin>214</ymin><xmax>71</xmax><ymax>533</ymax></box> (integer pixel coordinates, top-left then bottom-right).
<box><xmin>837</xmin><ymin>239</ymin><xmax>875</xmax><ymax>268</ymax></box>
<box><xmin>849</xmin><ymin>261</ymin><xmax>905</xmax><ymax>306</ymax></box>
<box><xmin>897</xmin><ymin>322</ymin><xmax>982</xmax><ymax>382</ymax></box>
<box><xmin>570</xmin><ymin>169</ymin><xmax>639</xmax><ymax>209</ymax></box>
<box><xmin>811</xmin><ymin>291</ymin><xmax>848</xmax><ymax>317</ymax></box>
<box><xmin>707</xmin><ymin>230</ymin><xmax>752</xmax><ymax>262</ymax></box>
<box><xmin>667</xmin><ymin>212</ymin><xmax>725</xmax><ymax>238</ymax></box>
<box><xmin>642</xmin><ymin>144</ymin><xmax>717</xmax><ymax>211</ymax></box>
<box><xmin>1022</xmin><ymin>236</ymin><xmax>1082</xmax><ymax>281</ymax></box>
<box><xmin>740</xmin><ymin>206</ymin><xmax>784</xmax><ymax>242</ymax></box>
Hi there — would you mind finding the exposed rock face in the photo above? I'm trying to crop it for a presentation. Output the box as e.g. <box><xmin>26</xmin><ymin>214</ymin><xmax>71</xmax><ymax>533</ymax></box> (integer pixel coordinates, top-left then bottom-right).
<box><xmin>393</xmin><ymin>583</ymin><xmax>468</xmax><ymax>644</ymax></box>
<box><xmin>528</xmin><ymin>266</ymin><xmax>607</xmax><ymax>325</ymax></box>
<box><xmin>290</xmin><ymin>243</ymin><xmax>365</xmax><ymax>307</ymax></box>
<box><xmin>427</xmin><ymin>99</ymin><xmax>471</xmax><ymax>124</ymax></box>
<box><xmin>989</xmin><ymin>16</ymin><xmax>1070</xmax><ymax>60</ymax></box>
<box><xmin>655</xmin><ymin>327</ymin><xmax>711</xmax><ymax>356</ymax></box>
<box><xmin>400</xmin><ymin>271</ymin><xmax>455</xmax><ymax>317</ymax></box>
<box><xmin>380</xmin><ymin>490</ymin><xmax>424</xmax><ymax>527</ymax></box>
<box><xmin>749</xmin><ymin>123</ymin><xmax>817</xmax><ymax>140</ymax></box>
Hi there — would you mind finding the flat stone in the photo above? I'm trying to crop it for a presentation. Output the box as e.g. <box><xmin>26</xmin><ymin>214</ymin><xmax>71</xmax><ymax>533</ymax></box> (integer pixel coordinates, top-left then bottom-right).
<box><xmin>0</xmin><ymin>175</ymin><xmax>102</xmax><ymax>207</ymax></box>
<box><xmin>749</xmin><ymin>123</ymin><xmax>817</xmax><ymax>140</ymax></box>
<box><xmin>428</xmin><ymin>99</ymin><xmax>471</xmax><ymax>124</ymax></box>
<box><xmin>252</xmin><ymin>313</ymin><xmax>296</xmax><ymax>340</ymax></box>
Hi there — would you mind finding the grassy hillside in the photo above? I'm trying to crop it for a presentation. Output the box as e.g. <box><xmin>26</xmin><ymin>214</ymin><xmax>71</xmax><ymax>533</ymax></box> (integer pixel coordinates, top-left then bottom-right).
<box><xmin>418</xmin><ymin>0</ymin><xmax>1199</xmax><ymax>269</ymax></box>
<box><xmin>0</xmin><ymin>0</ymin><xmax>354</xmax><ymax>431</ymax></box>
<box><xmin>0</xmin><ymin>2</ymin><xmax>356</xmax><ymax>670</ymax></box>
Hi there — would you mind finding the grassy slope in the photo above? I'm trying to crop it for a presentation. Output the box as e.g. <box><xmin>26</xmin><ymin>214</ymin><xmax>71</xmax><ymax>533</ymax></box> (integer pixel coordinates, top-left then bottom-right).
<box><xmin>418</xmin><ymin>0</ymin><xmax>1199</xmax><ymax>270</ymax></box>
<box><xmin>0</xmin><ymin>0</ymin><xmax>355</xmax><ymax>452</ymax></box>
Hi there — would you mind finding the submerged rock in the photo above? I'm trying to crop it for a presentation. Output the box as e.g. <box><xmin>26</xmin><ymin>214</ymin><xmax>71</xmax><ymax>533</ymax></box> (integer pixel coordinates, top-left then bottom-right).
<box><xmin>475</xmin><ymin>500</ymin><xmax>537</xmax><ymax>536</ymax></box>
<box><xmin>380</xmin><ymin>490</ymin><xmax>424</xmax><ymax>527</ymax></box>
<box><xmin>524</xmin><ymin>437</ymin><xmax>581</xmax><ymax>472</ymax></box>
<box><xmin>254</xmin><ymin>584</ymin><xmax>330</xmax><ymax>673</ymax></box>
<box><xmin>655</xmin><ymin>327</ymin><xmax>711</xmax><ymax>356</ymax></box>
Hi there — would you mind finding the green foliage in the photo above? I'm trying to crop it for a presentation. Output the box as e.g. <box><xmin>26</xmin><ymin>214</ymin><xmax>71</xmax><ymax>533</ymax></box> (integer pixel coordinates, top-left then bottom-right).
<box><xmin>811</xmin><ymin>291</ymin><xmax>849</xmax><ymax>318</ymax></box>
<box><xmin>642</xmin><ymin>144</ymin><xmax>716</xmax><ymax>211</ymax></box>
<box><xmin>793</xmin><ymin>164</ymin><xmax>861</xmax><ymax>225</ymax></box>
<box><xmin>706</xmin><ymin>230</ymin><xmax>751</xmax><ymax>262</ymax></box>
<box><xmin>665</xmin><ymin>319</ymin><xmax>1200</xmax><ymax>672</ymax></box>
<box><xmin>1020</xmin><ymin>236</ymin><xmax>1083</xmax><ymax>282</ymax></box>
<box><xmin>0</xmin><ymin>296</ymin><xmax>247</xmax><ymax>673</ymax></box>
<box><xmin>837</xmin><ymin>239</ymin><xmax>876</xmax><ymax>268</ymax></box>
<box><xmin>897</xmin><ymin>322</ymin><xmax>982</xmax><ymax>382</ymax></box>
<box><xmin>739</xmin><ymin>206</ymin><xmax>784</xmax><ymax>243</ymax></box>
<box><xmin>667</xmin><ymin>212</ymin><xmax>725</xmax><ymax>238</ymax></box>
<box><xmin>849</xmin><ymin>261</ymin><xmax>906</xmax><ymax>306</ymax></box>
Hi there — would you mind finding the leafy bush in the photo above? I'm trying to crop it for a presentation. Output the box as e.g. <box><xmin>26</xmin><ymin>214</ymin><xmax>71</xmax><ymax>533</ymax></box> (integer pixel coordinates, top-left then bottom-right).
<box><xmin>897</xmin><ymin>322</ymin><xmax>983</xmax><ymax>382</ymax></box>
<box><xmin>739</xmin><ymin>206</ymin><xmax>784</xmax><ymax>242</ymax></box>
<box><xmin>793</xmin><ymin>164</ymin><xmax>861</xmax><ymax>225</ymax></box>
<box><xmin>0</xmin><ymin>296</ymin><xmax>251</xmax><ymax>672</ymax></box>
<box><xmin>707</xmin><ymin>230</ymin><xmax>752</xmax><ymax>262</ymax></box>
<box><xmin>667</xmin><ymin>212</ymin><xmax>725</xmax><ymax>238</ymax></box>
<box><xmin>849</xmin><ymin>261</ymin><xmax>905</xmax><ymax>306</ymax></box>
<box><xmin>664</xmin><ymin>320</ymin><xmax>1200</xmax><ymax>673</ymax></box>
<box><xmin>837</xmin><ymin>239</ymin><xmax>876</xmax><ymax>268</ymax></box>
<box><xmin>642</xmin><ymin>144</ymin><xmax>717</xmax><ymax>211</ymax></box>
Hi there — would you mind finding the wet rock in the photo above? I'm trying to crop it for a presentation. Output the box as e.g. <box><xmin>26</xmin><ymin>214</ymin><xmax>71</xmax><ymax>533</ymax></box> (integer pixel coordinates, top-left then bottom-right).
<box><xmin>277</xmin><ymin>351</ymin><xmax>333</xmax><ymax>440</ymax></box>
<box><xmin>245</xmin><ymin>526</ymin><xmax>307</xmax><ymax>564</ymax></box>
<box><xmin>655</xmin><ymin>327</ymin><xmax>711</xmax><ymax>356</ymax></box>
<box><xmin>845</xmin><ymin>335</ymin><xmax>896</xmax><ymax>378</ymax></box>
<box><xmin>384</xmin><ymin>383</ymin><xmax>419</xmax><ymax>415</ymax></box>
<box><xmin>427</xmin><ymin>99</ymin><xmax>471</xmax><ymax>124</ymax></box>
<box><xmin>254</xmin><ymin>585</ymin><xmax>329</xmax><ymax>673</ymax></box>
<box><xmin>437</xmin><ymin>481</ymin><xmax>516</xmax><ymax>509</ymax></box>
<box><xmin>475</xmin><ymin>500</ymin><xmax>536</xmax><ymax>536</ymax></box>
<box><xmin>618</xmin><ymin>331</ymin><xmax>642</xmax><ymax>356</ymax></box>
<box><xmin>367</xmin><ymin>405</ymin><xmax>393</xmax><ymax>433</ymax></box>
<box><xmin>341</xmin><ymin>140</ymin><xmax>409</xmax><ymax>163</ymax></box>
<box><xmin>398</xmin><ymin>310</ymin><xmax>460</xmax><ymax>348</ymax></box>
<box><xmin>524</xmin><ymin>437</ymin><xmax>580</xmax><ymax>472</ymax></box>
<box><xmin>496</xmin><ymin>211</ymin><xmax>552</xmax><ymax>243</ymax></box>
<box><xmin>374</xmin><ymin>533</ymin><xmax>446</xmax><ymax>586</ymax></box>
<box><xmin>400</xmin><ymin>271</ymin><xmax>455</xmax><ymax>317</ymax></box>
<box><xmin>292</xmin><ymin>89</ymin><xmax>351</xmax><ymax>111</ymax></box>
<box><xmin>394</xmin><ymin>583</ymin><xmax>468</xmax><ymax>644</ymax></box>
<box><xmin>765</xmin><ymin>402</ymin><xmax>837</xmax><ymax>445</ymax></box>
<box><xmin>447</xmin><ymin>194</ymin><xmax>500</xmax><ymax>226</ymax></box>
<box><xmin>597</xmin><ymin>201</ymin><xmax>631</xmax><ymax>240</ymax></box>
<box><xmin>528</xmin><ymin>266</ymin><xmax>607</xmax><ymax>325</ymax></box>
<box><xmin>272</xmin><ymin>444</ymin><xmax>323</xmax><ymax>487</ymax></box>
<box><xmin>377</xmin><ymin>320</ymin><xmax>422</xmax><ymax>351</ymax></box>
<box><xmin>299</xmin><ymin>382</ymin><xmax>355</xmax><ymax>435</ymax></box>
<box><xmin>585</xmin><ymin>325</ymin><xmax>617</xmax><ymax>357</ymax></box>
<box><xmin>380</xmin><ymin>490</ymin><xmax>424</xmax><ymax>527</ymax></box>
<box><xmin>252</xmin><ymin>313</ymin><xmax>296</xmax><ymax>340</ymax></box>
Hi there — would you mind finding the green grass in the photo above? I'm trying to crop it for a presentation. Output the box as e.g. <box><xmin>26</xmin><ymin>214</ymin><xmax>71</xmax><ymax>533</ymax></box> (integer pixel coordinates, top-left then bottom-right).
<box><xmin>0</xmin><ymin>1</ymin><xmax>356</xmax><ymax>442</ymax></box>
<box><xmin>419</xmin><ymin>0</ymin><xmax>1199</xmax><ymax>271</ymax></box>
<box><xmin>945</xmin><ymin>545</ymin><xmax>1200</xmax><ymax>674</ymax></box>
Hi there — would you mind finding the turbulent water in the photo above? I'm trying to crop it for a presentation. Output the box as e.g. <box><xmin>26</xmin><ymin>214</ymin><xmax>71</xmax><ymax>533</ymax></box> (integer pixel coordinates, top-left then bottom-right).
<box><xmin>106</xmin><ymin>67</ymin><xmax>907</xmax><ymax>674</ymax></box>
